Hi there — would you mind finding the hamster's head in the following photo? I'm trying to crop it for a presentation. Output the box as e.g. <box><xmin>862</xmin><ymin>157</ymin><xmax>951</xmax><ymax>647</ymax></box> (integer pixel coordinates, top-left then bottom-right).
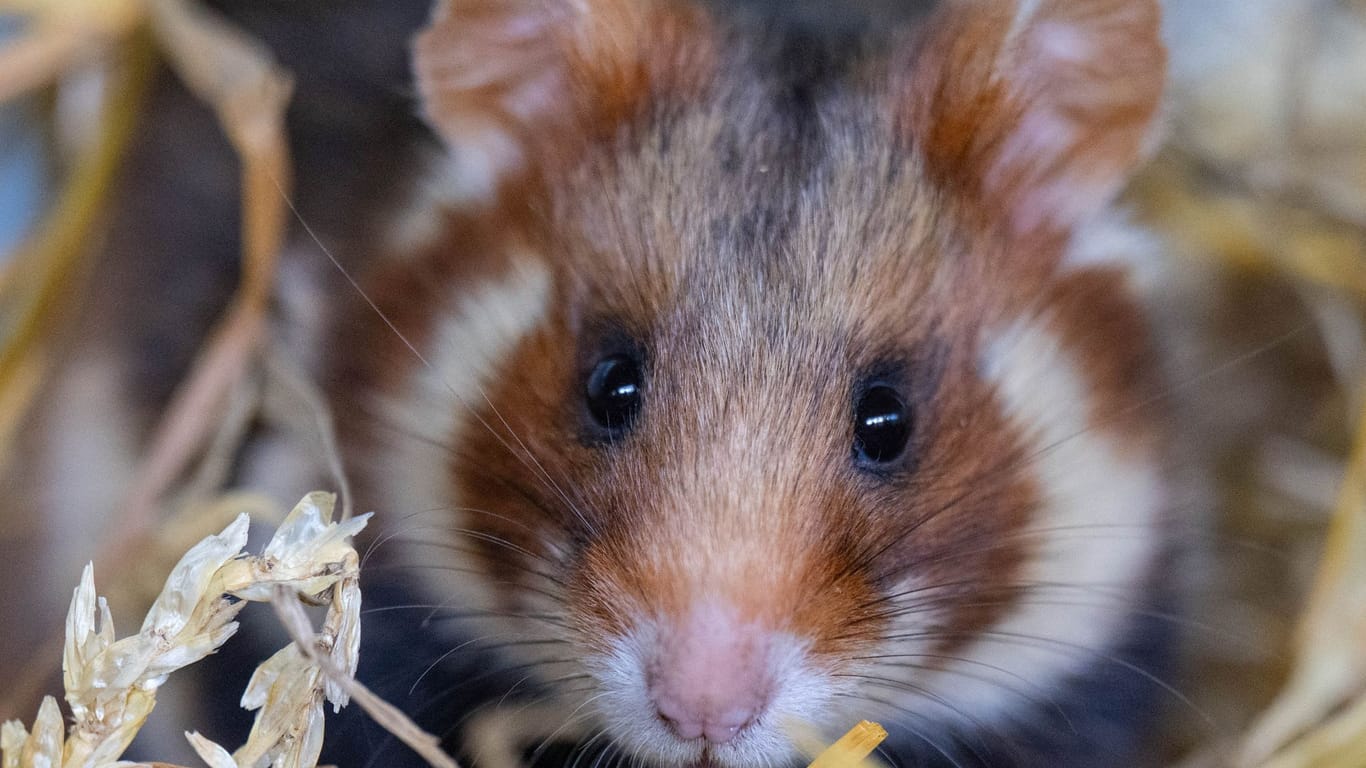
<box><xmin>357</xmin><ymin>0</ymin><xmax>1170</xmax><ymax>765</ymax></box>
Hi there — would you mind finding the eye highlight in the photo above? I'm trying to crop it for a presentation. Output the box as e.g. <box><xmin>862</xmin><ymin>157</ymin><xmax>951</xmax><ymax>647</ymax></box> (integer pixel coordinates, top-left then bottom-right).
<box><xmin>585</xmin><ymin>353</ymin><xmax>644</xmax><ymax>437</ymax></box>
<box><xmin>853</xmin><ymin>385</ymin><xmax>912</xmax><ymax>466</ymax></box>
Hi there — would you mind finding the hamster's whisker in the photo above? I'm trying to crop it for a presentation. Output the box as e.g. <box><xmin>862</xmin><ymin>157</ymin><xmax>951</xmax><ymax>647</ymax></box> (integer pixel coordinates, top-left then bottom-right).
<box><xmin>833</xmin><ymin>673</ymin><xmax>1021</xmax><ymax>762</ymax></box>
<box><xmin>362</xmin><ymin>502</ymin><xmax>563</xmax><ymax>566</ymax></box>
<box><xmin>838</xmin><ymin>464</ymin><xmax>1021</xmax><ymax>585</ymax></box>
<box><xmin>848</xmin><ymin>581</ymin><xmax>1233</xmax><ymax>654</ymax></box>
<box><xmin>364</xmin><ymin>556</ymin><xmax>565</xmax><ymax>593</ymax></box>
<box><xmin>587</xmin><ymin>735</ymin><xmax>618</xmax><ymax>768</ymax></box>
<box><xmin>391</xmin><ymin>557</ymin><xmax>568</xmax><ymax>607</ymax></box>
<box><xmin>367</xmin><ymin>524</ymin><xmax>559</xmax><ymax>570</ymax></box>
<box><xmin>359</xmin><ymin>603</ymin><xmax>564</xmax><ymax>622</ymax></box>
<box><xmin>869</xmin><ymin>740</ymin><xmax>899</xmax><ymax>768</ymax></box>
<box><xmin>852</xmin><ymin>651</ymin><xmax>1072</xmax><ymax>726</ymax></box>
<box><xmin>359</xmin><ymin>402</ymin><xmax>595</xmax><ymax>537</ymax></box>
<box><xmin>428</xmin><ymin>657</ymin><xmax>588</xmax><ymax>704</ymax></box>
<box><xmin>360</xmin><ymin>449</ymin><xmax>570</xmax><ymax>535</ymax></box>
<box><xmin>525</xmin><ymin>691</ymin><xmax>614</xmax><ymax>764</ymax></box>
<box><xmin>567</xmin><ymin>728</ymin><xmax>614</xmax><ymax>768</ymax></box>
<box><xmin>471</xmin><ymin>382</ymin><xmax>604</xmax><ymax>537</ymax></box>
<box><xmin>877</xmin><ymin>626</ymin><xmax>1217</xmax><ymax>736</ymax></box>
<box><xmin>411</xmin><ymin>631</ymin><xmax>524</xmax><ymax>694</ymax></box>
<box><xmin>388</xmin><ymin>526</ymin><xmax>545</xmax><ymax>564</ymax></box>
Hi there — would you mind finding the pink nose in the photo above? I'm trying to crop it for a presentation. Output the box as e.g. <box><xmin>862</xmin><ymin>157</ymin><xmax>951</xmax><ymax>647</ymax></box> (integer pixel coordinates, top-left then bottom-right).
<box><xmin>648</xmin><ymin>602</ymin><xmax>773</xmax><ymax>745</ymax></box>
<box><xmin>655</xmin><ymin>695</ymin><xmax>761</xmax><ymax>744</ymax></box>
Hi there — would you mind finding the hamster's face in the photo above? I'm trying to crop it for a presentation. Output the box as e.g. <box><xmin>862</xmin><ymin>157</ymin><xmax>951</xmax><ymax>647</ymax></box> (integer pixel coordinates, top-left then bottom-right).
<box><xmin>352</xmin><ymin>0</ymin><xmax>1172</xmax><ymax>765</ymax></box>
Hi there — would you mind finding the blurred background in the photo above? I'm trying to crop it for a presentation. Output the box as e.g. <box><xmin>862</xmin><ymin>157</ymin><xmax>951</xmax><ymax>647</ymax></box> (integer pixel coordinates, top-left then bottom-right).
<box><xmin>0</xmin><ymin>0</ymin><xmax>1363</xmax><ymax>766</ymax></box>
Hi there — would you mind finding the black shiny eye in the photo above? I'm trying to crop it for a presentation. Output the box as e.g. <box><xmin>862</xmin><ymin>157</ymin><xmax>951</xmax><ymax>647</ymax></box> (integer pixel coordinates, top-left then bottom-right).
<box><xmin>853</xmin><ymin>385</ymin><xmax>912</xmax><ymax>466</ymax></box>
<box><xmin>585</xmin><ymin>353</ymin><xmax>644</xmax><ymax>435</ymax></box>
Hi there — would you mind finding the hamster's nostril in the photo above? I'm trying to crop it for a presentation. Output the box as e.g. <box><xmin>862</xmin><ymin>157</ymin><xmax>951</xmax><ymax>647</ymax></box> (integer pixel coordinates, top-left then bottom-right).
<box><xmin>656</xmin><ymin>703</ymin><xmax>704</xmax><ymax>741</ymax></box>
<box><xmin>655</xmin><ymin>700</ymin><xmax>758</xmax><ymax>745</ymax></box>
<box><xmin>707</xmin><ymin>705</ymin><xmax>759</xmax><ymax>743</ymax></box>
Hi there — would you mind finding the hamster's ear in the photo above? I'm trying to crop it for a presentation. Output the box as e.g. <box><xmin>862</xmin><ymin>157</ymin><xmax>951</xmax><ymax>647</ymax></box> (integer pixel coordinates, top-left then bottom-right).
<box><xmin>901</xmin><ymin>0</ymin><xmax>1165</xmax><ymax>237</ymax></box>
<box><xmin>413</xmin><ymin>0</ymin><xmax>714</xmax><ymax>186</ymax></box>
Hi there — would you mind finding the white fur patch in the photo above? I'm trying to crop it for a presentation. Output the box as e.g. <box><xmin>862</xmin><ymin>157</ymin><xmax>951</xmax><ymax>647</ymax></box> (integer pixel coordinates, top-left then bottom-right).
<box><xmin>1062</xmin><ymin>208</ymin><xmax>1169</xmax><ymax>295</ymax></box>
<box><xmin>371</xmin><ymin>256</ymin><xmax>555</xmax><ymax>643</ymax></box>
<box><xmin>383</xmin><ymin>147</ymin><xmax>507</xmax><ymax>256</ymax></box>
<box><xmin>896</xmin><ymin>315</ymin><xmax>1166</xmax><ymax>727</ymax></box>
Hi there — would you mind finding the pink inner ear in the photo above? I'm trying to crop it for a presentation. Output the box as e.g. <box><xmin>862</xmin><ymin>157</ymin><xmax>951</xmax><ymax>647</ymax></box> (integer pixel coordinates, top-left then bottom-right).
<box><xmin>1032</xmin><ymin>18</ymin><xmax>1102</xmax><ymax>65</ymax></box>
<box><xmin>412</xmin><ymin>0</ymin><xmax>717</xmax><ymax>192</ymax></box>
<box><xmin>906</xmin><ymin>0</ymin><xmax>1166</xmax><ymax>238</ymax></box>
<box><xmin>412</xmin><ymin>1</ymin><xmax>572</xmax><ymax>180</ymax></box>
<box><xmin>989</xmin><ymin>99</ymin><xmax>1084</xmax><ymax>235</ymax></box>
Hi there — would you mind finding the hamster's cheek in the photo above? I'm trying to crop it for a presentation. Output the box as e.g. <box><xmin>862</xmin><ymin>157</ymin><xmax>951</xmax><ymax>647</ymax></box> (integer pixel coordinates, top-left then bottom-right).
<box><xmin>893</xmin><ymin>310</ymin><xmax>1168</xmax><ymax>728</ymax></box>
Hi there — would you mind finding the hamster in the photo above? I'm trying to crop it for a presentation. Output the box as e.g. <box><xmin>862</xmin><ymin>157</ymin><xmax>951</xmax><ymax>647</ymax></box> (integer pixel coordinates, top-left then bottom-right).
<box><xmin>327</xmin><ymin>0</ymin><xmax>1178</xmax><ymax>766</ymax></box>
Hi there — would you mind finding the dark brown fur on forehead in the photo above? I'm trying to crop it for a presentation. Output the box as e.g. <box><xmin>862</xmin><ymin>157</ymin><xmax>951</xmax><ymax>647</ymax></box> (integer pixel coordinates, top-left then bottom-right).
<box><xmin>519</xmin><ymin>9</ymin><xmax>1109</xmax><ymax>359</ymax></box>
<box><xmin>542</xmin><ymin>89</ymin><xmax>956</xmax><ymax>349</ymax></box>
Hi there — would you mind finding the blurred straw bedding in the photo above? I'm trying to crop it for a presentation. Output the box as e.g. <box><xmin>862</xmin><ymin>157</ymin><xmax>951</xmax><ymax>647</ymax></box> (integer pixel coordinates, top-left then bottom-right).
<box><xmin>0</xmin><ymin>0</ymin><xmax>1363</xmax><ymax>767</ymax></box>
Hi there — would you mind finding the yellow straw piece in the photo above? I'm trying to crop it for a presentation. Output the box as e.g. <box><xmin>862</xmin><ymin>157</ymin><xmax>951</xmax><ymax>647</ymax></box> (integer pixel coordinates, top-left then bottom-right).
<box><xmin>807</xmin><ymin>720</ymin><xmax>888</xmax><ymax>768</ymax></box>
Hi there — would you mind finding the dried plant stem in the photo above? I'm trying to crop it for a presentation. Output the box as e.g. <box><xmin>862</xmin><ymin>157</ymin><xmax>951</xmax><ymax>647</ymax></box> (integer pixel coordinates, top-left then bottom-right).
<box><xmin>0</xmin><ymin>38</ymin><xmax>154</xmax><ymax>722</ymax></box>
<box><xmin>113</xmin><ymin>0</ymin><xmax>294</xmax><ymax>537</ymax></box>
<box><xmin>1259</xmin><ymin>694</ymin><xmax>1366</xmax><ymax>768</ymax></box>
<box><xmin>1241</xmin><ymin>387</ymin><xmax>1366</xmax><ymax>765</ymax></box>
<box><xmin>0</xmin><ymin>22</ymin><xmax>91</xmax><ymax>103</ymax></box>
<box><xmin>263</xmin><ymin>346</ymin><xmax>354</xmax><ymax>521</ymax></box>
<box><xmin>1145</xmin><ymin>152</ymin><xmax>1366</xmax><ymax>302</ymax></box>
<box><xmin>0</xmin><ymin>0</ymin><xmax>142</xmax><ymax>103</ymax></box>
<box><xmin>806</xmin><ymin>721</ymin><xmax>887</xmax><ymax>768</ymax></box>
<box><xmin>143</xmin><ymin>0</ymin><xmax>292</xmax><ymax>309</ymax></box>
<box><xmin>1</xmin><ymin>494</ymin><xmax>373</xmax><ymax>768</ymax></box>
<box><xmin>0</xmin><ymin>33</ymin><xmax>152</xmax><ymax>442</ymax></box>
<box><xmin>0</xmin><ymin>351</ymin><xmax>44</xmax><ymax>470</ymax></box>
<box><xmin>3</xmin><ymin>0</ymin><xmax>295</xmax><ymax>724</ymax></box>
<box><xmin>113</xmin><ymin>300</ymin><xmax>266</xmax><ymax>544</ymax></box>
<box><xmin>272</xmin><ymin>595</ymin><xmax>462</xmax><ymax>768</ymax></box>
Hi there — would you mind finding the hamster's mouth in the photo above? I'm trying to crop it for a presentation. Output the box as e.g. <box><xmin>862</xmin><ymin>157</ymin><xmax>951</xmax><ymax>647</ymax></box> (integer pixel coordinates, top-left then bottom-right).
<box><xmin>688</xmin><ymin>752</ymin><xmax>723</xmax><ymax>768</ymax></box>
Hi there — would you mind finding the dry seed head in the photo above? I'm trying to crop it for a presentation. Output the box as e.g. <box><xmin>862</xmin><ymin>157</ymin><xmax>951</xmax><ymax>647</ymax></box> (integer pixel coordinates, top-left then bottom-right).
<box><xmin>186</xmin><ymin>731</ymin><xmax>237</xmax><ymax>768</ymax></box>
<box><xmin>0</xmin><ymin>493</ymin><xmax>371</xmax><ymax>768</ymax></box>
<box><xmin>230</xmin><ymin>492</ymin><xmax>370</xmax><ymax>601</ymax></box>
<box><xmin>232</xmin><ymin>645</ymin><xmax>327</xmax><ymax>768</ymax></box>
<box><xmin>58</xmin><ymin>513</ymin><xmax>252</xmax><ymax>768</ymax></box>
<box><xmin>33</xmin><ymin>697</ymin><xmax>65</xmax><ymax>765</ymax></box>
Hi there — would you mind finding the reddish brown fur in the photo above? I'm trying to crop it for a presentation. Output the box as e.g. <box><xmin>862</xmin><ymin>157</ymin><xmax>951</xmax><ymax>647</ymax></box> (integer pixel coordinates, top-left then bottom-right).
<box><xmin>1045</xmin><ymin>266</ymin><xmax>1167</xmax><ymax>446</ymax></box>
<box><xmin>330</xmin><ymin>0</ymin><xmax>1172</xmax><ymax>761</ymax></box>
<box><xmin>330</xmin><ymin>208</ymin><xmax>525</xmax><ymax>431</ymax></box>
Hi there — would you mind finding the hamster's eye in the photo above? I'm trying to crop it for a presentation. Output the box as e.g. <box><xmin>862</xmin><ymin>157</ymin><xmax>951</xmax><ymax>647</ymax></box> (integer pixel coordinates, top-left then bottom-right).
<box><xmin>853</xmin><ymin>385</ymin><xmax>912</xmax><ymax>466</ymax></box>
<box><xmin>585</xmin><ymin>353</ymin><xmax>644</xmax><ymax>436</ymax></box>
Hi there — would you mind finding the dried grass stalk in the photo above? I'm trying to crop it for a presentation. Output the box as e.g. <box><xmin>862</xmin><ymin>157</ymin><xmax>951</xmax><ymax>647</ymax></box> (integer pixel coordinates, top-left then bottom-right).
<box><xmin>1240</xmin><ymin>396</ymin><xmax>1366</xmax><ymax>767</ymax></box>
<box><xmin>785</xmin><ymin>720</ymin><xmax>887</xmax><ymax>768</ymax></box>
<box><xmin>0</xmin><ymin>0</ymin><xmax>142</xmax><ymax>102</ymax></box>
<box><xmin>0</xmin><ymin>0</ymin><xmax>305</xmax><ymax>716</ymax></box>
<box><xmin>114</xmin><ymin>0</ymin><xmax>294</xmax><ymax>540</ymax></box>
<box><xmin>806</xmin><ymin>721</ymin><xmax>887</xmax><ymax>768</ymax></box>
<box><xmin>0</xmin><ymin>32</ymin><xmax>152</xmax><ymax>470</ymax></box>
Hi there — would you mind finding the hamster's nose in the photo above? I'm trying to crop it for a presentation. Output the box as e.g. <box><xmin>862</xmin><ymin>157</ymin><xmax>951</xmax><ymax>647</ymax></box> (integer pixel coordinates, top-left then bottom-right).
<box><xmin>655</xmin><ymin>697</ymin><xmax>761</xmax><ymax>744</ymax></box>
<box><xmin>647</xmin><ymin>601</ymin><xmax>773</xmax><ymax>745</ymax></box>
